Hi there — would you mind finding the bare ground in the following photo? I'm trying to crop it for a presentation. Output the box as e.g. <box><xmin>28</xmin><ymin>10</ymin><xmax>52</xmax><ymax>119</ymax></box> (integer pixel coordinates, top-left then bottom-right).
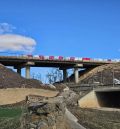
<box><xmin>69</xmin><ymin>106</ymin><xmax>120</xmax><ymax>129</ymax></box>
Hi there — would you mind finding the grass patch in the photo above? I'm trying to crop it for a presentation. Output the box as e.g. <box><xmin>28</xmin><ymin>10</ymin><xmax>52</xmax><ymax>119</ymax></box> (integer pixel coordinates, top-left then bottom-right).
<box><xmin>0</xmin><ymin>107</ymin><xmax>22</xmax><ymax>118</ymax></box>
<box><xmin>0</xmin><ymin>107</ymin><xmax>23</xmax><ymax>129</ymax></box>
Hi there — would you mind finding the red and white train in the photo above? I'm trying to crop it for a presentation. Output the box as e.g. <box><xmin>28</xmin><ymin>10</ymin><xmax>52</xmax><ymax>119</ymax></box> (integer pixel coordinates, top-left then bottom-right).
<box><xmin>19</xmin><ymin>54</ymin><xmax>118</xmax><ymax>63</ymax></box>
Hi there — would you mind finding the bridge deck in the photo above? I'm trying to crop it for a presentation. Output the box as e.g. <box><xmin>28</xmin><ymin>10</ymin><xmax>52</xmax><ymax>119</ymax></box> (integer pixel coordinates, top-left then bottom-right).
<box><xmin>0</xmin><ymin>56</ymin><xmax>114</xmax><ymax>68</ymax></box>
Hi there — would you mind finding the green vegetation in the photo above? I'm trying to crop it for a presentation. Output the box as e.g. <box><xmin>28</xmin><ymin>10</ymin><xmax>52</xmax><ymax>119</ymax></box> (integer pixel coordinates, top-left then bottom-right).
<box><xmin>0</xmin><ymin>107</ymin><xmax>22</xmax><ymax>118</ymax></box>
<box><xmin>0</xmin><ymin>107</ymin><xmax>23</xmax><ymax>129</ymax></box>
<box><xmin>0</xmin><ymin>118</ymin><xmax>21</xmax><ymax>129</ymax></box>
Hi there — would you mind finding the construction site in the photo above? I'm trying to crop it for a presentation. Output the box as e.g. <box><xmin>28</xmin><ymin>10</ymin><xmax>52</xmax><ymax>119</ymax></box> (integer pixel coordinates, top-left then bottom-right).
<box><xmin>0</xmin><ymin>0</ymin><xmax>120</xmax><ymax>128</ymax></box>
<box><xmin>0</xmin><ymin>56</ymin><xmax>120</xmax><ymax>129</ymax></box>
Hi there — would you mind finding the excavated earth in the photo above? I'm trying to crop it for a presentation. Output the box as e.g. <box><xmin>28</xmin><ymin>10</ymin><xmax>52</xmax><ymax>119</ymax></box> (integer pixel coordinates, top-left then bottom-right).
<box><xmin>68</xmin><ymin>63</ymin><xmax>120</xmax><ymax>87</ymax></box>
<box><xmin>79</xmin><ymin>63</ymin><xmax>120</xmax><ymax>86</ymax></box>
<box><xmin>0</xmin><ymin>64</ymin><xmax>54</xmax><ymax>90</ymax></box>
<box><xmin>0</xmin><ymin>64</ymin><xmax>81</xmax><ymax>129</ymax></box>
<box><xmin>67</xmin><ymin>63</ymin><xmax>120</xmax><ymax>129</ymax></box>
<box><xmin>0</xmin><ymin>63</ymin><xmax>120</xmax><ymax>129</ymax></box>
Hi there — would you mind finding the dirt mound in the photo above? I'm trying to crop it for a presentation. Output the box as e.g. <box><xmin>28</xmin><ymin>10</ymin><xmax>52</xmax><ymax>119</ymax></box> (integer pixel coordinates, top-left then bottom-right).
<box><xmin>0</xmin><ymin>64</ymin><xmax>53</xmax><ymax>90</ymax></box>
<box><xmin>79</xmin><ymin>63</ymin><xmax>120</xmax><ymax>85</ymax></box>
<box><xmin>66</xmin><ymin>63</ymin><xmax>120</xmax><ymax>86</ymax></box>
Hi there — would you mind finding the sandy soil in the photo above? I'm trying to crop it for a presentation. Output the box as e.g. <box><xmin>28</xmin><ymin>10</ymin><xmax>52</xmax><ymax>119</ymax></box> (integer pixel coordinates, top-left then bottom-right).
<box><xmin>0</xmin><ymin>88</ymin><xmax>58</xmax><ymax>105</ymax></box>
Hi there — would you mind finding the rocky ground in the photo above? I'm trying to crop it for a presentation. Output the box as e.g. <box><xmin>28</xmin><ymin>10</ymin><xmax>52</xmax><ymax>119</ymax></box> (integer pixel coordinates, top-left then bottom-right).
<box><xmin>23</xmin><ymin>101</ymin><xmax>68</xmax><ymax>129</ymax></box>
<box><xmin>1</xmin><ymin>85</ymin><xmax>120</xmax><ymax>129</ymax></box>
<box><xmin>20</xmin><ymin>89</ymin><xmax>80</xmax><ymax>129</ymax></box>
<box><xmin>19</xmin><ymin>87</ymin><xmax>120</xmax><ymax>129</ymax></box>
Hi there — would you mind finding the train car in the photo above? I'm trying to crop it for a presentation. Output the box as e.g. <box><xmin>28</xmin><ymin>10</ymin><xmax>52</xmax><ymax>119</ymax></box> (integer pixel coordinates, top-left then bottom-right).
<box><xmin>58</xmin><ymin>56</ymin><xmax>63</xmax><ymax>60</ymax></box>
<box><xmin>34</xmin><ymin>55</ymin><xmax>39</xmax><ymax>58</ymax></box>
<box><xmin>64</xmin><ymin>57</ymin><xmax>70</xmax><ymax>61</ymax></box>
<box><xmin>20</xmin><ymin>54</ymin><xmax>28</xmax><ymax>58</ymax></box>
<box><xmin>54</xmin><ymin>56</ymin><xmax>63</xmax><ymax>60</ymax></box>
<box><xmin>54</xmin><ymin>56</ymin><xmax>58</xmax><ymax>60</ymax></box>
<box><xmin>70</xmin><ymin>57</ymin><xmax>75</xmax><ymax>61</ymax></box>
<box><xmin>49</xmin><ymin>56</ymin><xmax>54</xmax><ymax>60</ymax></box>
<box><xmin>93</xmin><ymin>58</ymin><xmax>103</xmax><ymax>62</ymax></box>
<box><xmin>82</xmin><ymin>57</ymin><xmax>91</xmax><ymax>61</ymax></box>
<box><xmin>44</xmin><ymin>56</ymin><xmax>49</xmax><ymax>60</ymax></box>
<box><xmin>27</xmin><ymin>54</ymin><xmax>33</xmax><ymax>58</ymax></box>
<box><xmin>78</xmin><ymin>57</ymin><xmax>82</xmax><ymax>61</ymax></box>
<box><xmin>107</xmin><ymin>59</ymin><xmax>112</xmax><ymax>62</ymax></box>
<box><xmin>75</xmin><ymin>57</ymin><xmax>79</xmax><ymax>61</ymax></box>
<box><xmin>39</xmin><ymin>55</ymin><xmax>44</xmax><ymax>60</ymax></box>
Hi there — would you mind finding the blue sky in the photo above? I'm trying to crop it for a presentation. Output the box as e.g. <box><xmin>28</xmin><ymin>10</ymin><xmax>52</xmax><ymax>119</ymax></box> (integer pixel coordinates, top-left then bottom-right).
<box><xmin>0</xmin><ymin>0</ymin><xmax>120</xmax><ymax>82</ymax></box>
<box><xmin>0</xmin><ymin>0</ymin><xmax>120</xmax><ymax>58</ymax></box>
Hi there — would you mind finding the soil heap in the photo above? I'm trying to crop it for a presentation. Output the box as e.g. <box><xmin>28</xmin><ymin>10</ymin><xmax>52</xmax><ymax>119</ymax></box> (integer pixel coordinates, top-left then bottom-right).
<box><xmin>67</xmin><ymin>63</ymin><xmax>120</xmax><ymax>86</ymax></box>
<box><xmin>0</xmin><ymin>64</ymin><xmax>46</xmax><ymax>89</ymax></box>
<box><xmin>79</xmin><ymin>63</ymin><xmax>120</xmax><ymax>85</ymax></box>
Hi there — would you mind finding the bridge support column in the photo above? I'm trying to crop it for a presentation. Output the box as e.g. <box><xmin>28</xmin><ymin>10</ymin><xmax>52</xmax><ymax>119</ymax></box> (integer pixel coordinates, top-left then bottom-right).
<box><xmin>25</xmin><ymin>66</ymin><xmax>30</xmax><ymax>79</ymax></box>
<box><xmin>74</xmin><ymin>68</ymin><xmax>79</xmax><ymax>83</ymax></box>
<box><xmin>17</xmin><ymin>67</ymin><xmax>21</xmax><ymax>75</ymax></box>
<box><xmin>63</xmin><ymin>69</ymin><xmax>67</xmax><ymax>82</ymax></box>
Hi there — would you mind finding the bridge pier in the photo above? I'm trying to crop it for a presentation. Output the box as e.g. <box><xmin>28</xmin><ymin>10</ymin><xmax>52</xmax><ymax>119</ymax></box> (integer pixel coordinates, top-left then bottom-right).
<box><xmin>74</xmin><ymin>68</ymin><xmax>79</xmax><ymax>83</ymax></box>
<box><xmin>24</xmin><ymin>62</ymin><xmax>35</xmax><ymax>79</ymax></box>
<box><xmin>25</xmin><ymin>66</ymin><xmax>30</xmax><ymax>79</ymax></box>
<box><xmin>63</xmin><ymin>69</ymin><xmax>67</xmax><ymax>82</ymax></box>
<box><xmin>17</xmin><ymin>67</ymin><xmax>21</xmax><ymax>75</ymax></box>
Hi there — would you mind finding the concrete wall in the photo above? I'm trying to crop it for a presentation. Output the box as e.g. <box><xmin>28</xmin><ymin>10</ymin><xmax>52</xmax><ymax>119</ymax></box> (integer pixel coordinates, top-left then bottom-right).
<box><xmin>78</xmin><ymin>91</ymin><xmax>100</xmax><ymax>108</ymax></box>
<box><xmin>0</xmin><ymin>88</ymin><xmax>58</xmax><ymax>105</ymax></box>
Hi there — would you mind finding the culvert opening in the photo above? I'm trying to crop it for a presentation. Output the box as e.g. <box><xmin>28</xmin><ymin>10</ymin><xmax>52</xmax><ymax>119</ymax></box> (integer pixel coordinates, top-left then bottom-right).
<box><xmin>95</xmin><ymin>90</ymin><xmax>120</xmax><ymax>108</ymax></box>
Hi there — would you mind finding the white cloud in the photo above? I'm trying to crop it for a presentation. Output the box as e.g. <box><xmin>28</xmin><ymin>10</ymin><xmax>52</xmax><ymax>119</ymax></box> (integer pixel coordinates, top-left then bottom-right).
<box><xmin>0</xmin><ymin>34</ymin><xmax>36</xmax><ymax>53</ymax></box>
<box><xmin>0</xmin><ymin>23</ymin><xmax>16</xmax><ymax>34</ymax></box>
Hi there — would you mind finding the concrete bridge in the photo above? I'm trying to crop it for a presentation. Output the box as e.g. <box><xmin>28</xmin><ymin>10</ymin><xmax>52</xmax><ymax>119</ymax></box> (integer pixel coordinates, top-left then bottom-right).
<box><xmin>0</xmin><ymin>56</ymin><xmax>115</xmax><ymax>83</ymax></box>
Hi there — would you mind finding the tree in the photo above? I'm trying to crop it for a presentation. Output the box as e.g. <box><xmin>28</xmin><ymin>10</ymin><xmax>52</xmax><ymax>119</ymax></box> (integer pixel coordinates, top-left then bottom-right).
<box><xmin>46</xmin><ymin>68</ymin><xmax>63</xmax><ymax>84</ymax></box>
